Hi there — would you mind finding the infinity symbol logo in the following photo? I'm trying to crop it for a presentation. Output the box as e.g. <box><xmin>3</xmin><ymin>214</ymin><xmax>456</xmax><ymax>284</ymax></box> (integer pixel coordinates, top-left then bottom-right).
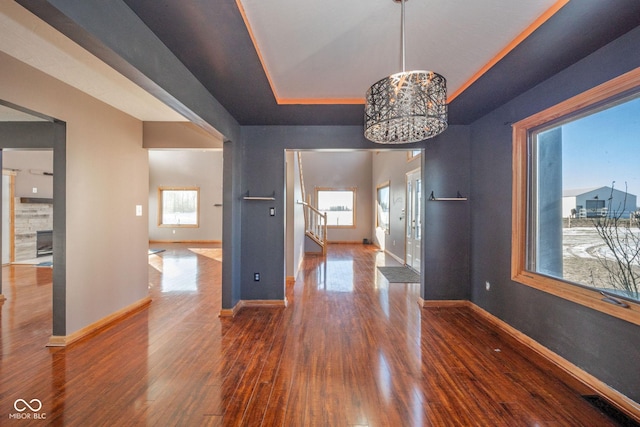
<box><xmin>14</xmin><ymin>399</ymin><xmax>43</xmax><ymax>412</ymax></box>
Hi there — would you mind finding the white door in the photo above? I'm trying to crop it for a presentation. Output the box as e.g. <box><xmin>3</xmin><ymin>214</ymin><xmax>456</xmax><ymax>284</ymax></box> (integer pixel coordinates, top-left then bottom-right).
<box><xmin>405</xmin><ymin>169</ymin><xmax>421</xmax><ymax>272</ymax></box>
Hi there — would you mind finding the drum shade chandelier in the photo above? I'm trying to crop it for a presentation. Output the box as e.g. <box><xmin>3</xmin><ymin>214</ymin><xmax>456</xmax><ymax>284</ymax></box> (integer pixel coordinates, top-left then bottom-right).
<box><xmin>364</xmin><ymin>0</ymin><xmax>448</xmax><ymax>144</ymax></box>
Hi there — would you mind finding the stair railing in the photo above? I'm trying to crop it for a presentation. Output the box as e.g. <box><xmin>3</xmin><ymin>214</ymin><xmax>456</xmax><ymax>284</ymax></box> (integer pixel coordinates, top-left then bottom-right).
<box><xmin>298</xmin><ymin>200</ymin><xmax>327</xmax><ymax>255</ymax></box>
<box><xmin>297</xmin><ymin>152</ymin><xmax>327</xmax><ymax>254</ymax></box>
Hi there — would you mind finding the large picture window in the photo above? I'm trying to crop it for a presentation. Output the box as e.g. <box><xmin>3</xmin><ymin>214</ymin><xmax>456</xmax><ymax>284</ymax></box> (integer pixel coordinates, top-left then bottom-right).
<box><xmin>158</xmin><ymin>187</ymin><xmax>200</xmax><ymax>227</ymax></box>
<box><xmin>512</xmin><ymin>68</ymin><xmax>640</xmax><ymax>325</ymax></box>
<box><xmin>316</xmin><ymin>188</ymin><xmax>356</xmax><ymax>228</ymax></box>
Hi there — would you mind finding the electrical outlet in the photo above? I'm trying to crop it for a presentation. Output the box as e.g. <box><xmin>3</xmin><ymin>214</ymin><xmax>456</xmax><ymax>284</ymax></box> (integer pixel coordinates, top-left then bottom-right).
<box><xmin>254</xmin><ymin>273</ymin><xmax>260</xmax><ymax>281</ymax></box>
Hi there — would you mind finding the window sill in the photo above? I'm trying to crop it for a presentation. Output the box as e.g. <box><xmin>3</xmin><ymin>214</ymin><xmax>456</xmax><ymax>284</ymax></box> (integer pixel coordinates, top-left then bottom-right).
<box><xmin>512</xmin><ymin>271</ymin><xmax>640</xmax><ymax>326</ymax></box>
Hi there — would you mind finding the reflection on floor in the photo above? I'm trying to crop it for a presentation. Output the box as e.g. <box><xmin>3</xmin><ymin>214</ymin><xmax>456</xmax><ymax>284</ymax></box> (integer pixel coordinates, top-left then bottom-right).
<box><xmin>0</xmin><ymin>243</ymin><xmax>621</xmax><ymax>425</ymax></box>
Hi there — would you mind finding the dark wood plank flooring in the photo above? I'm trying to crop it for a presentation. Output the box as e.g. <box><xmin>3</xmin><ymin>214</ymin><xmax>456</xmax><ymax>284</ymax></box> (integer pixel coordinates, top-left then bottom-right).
<box><xmin>0</xmin><ymin>243</ymin><xmax>626</xmax><ymax>426</ymax></box>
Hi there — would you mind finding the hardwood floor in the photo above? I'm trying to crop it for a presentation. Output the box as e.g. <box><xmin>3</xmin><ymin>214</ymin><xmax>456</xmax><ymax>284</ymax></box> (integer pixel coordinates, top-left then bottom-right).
<box><xmin>0</xmin><ymin>243</ymin><xmax>628</xmax><ymax>426</ymax></box>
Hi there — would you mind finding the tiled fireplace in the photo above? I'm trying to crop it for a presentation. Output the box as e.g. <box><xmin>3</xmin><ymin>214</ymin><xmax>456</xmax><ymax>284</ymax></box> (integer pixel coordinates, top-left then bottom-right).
<box><xmin>14</xmin><ymin>198</ymin><xmax>53</xmax><ymax>261</ymax></box>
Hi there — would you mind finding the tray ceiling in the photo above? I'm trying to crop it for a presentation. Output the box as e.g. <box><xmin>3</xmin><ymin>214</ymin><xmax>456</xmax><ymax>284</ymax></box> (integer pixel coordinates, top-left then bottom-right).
<box><xmin>238</xmin><ymin>0</ymin><xmax>563</xmax><ymax>104</ymax></box>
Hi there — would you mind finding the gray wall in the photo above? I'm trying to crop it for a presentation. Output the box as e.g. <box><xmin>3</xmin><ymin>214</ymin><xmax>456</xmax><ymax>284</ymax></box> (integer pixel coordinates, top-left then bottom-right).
<box><xmin>231</xmin><ymin>24</ymin><xmax>640</xmax><ymax>407</ymax></box>
<box><xmin>423</xmin><ymin>126</ymin><xmax>471</xmax><ymax>300</ymax></box>
<box><xmin>235</xmin><ymin>125</ymin><xmax>470</xmax><ymax>304</ymax></box>
<box><xmin>470</xmin><ymin>26</ymin><xmax>640</xmax><ymax>403</ymax></box>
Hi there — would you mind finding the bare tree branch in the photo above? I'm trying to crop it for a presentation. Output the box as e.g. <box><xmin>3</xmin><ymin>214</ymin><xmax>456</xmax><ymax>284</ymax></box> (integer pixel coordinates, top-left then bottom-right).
<box><xmin>592</xmin><ymin>182</ymin><xmax>640</xmax><ymax>299</ymax></box>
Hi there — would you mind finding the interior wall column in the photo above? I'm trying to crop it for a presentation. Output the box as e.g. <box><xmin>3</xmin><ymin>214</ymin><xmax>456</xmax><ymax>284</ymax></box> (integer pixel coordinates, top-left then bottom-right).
<box><xmin>222</xmin><ymin>138</ymin><xmax>243</xmax><ymax>311</ymax></box>
<box><xmin>51</xmin><ymin>120</ymin><xmax>66</xmax><ymax>337</ymax></box>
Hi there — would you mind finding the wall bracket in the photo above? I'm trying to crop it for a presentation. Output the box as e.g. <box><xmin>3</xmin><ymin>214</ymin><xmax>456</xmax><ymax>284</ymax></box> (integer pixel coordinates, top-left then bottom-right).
<box><xmin>429</xmin><ymin>191</ymin><xmax>467</xmax><ymax>201</ymax></box>
<box><xmin>243</xmin><ymin>191</ymin><xmax>276</xmax><ymax>201</ymax></box>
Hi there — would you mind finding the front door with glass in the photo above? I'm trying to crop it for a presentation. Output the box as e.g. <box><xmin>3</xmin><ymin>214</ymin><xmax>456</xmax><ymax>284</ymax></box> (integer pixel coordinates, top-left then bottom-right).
<box><xmin>405</xmin><ymin>169</ymin><xmax>421</xmax><ymax>272</ymax></box>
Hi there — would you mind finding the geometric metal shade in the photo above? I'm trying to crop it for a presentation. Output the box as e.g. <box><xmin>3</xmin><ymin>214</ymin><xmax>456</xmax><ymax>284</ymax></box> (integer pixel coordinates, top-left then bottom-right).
<box><xmin>364</xmin><ymin>0</ymin><xmax>448</xmax><ymax>144</ymax></box>
<box><xmin>364</xmin><ymin>70</ymin><xmax>448</xmax><ymax>143</ymax></box>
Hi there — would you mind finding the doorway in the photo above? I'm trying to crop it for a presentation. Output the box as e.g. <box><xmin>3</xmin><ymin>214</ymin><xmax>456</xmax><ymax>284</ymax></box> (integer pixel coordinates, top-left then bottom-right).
<box><xmin>0</xmin><ymin>102</ymin><xmax>66</xmax><ymax>338</ymax></box>
<box><xmin>286</xmin><ymin>150</ymin><xmax>424</xmax><ymax>284</ymax></box>
<box><xmin>405</xmin><ymin>168</ymin><xmax>422</xmax><ymax>272</ymax></box>
<box><xmin>1</xmin><ymin>171</ymin><xmax>14</xmax><ymax>264</ymax></box>
<box><xmin>148</xmin><ymin>150</ymin><xmax>223</xmax><ymax>244</ymax></box>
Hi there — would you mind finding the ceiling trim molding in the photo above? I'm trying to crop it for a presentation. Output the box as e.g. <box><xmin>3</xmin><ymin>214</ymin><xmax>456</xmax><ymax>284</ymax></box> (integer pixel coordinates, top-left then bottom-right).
<box><xmin>277</xmin><ymin>98</ymin><xmax>364</xmax><ymax>105</ymax></box>
<box><xmin>448</xmin><ymin>0</ymin><xmax>570</xmax><ymax>102</ymax></box>
<box><xmin>238</xmin><ymin>0</ymin><xmax>570</xmax><ymax>106</ymax></box>
<box><xmin>236</xmin><ymin>0</ymin><xmax>368</xmax><ymax>106</ymax></box>
<box><xmin>235</xmin><ymin>0</ymin><xmax>280</xmax><ymax>103</ymax></box>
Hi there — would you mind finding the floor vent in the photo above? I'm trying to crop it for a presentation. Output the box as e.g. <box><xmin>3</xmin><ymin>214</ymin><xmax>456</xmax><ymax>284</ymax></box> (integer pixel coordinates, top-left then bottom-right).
<box><xmin>582</xmin><ymin>395</ymin><xmax>640</xmax><ymax>426</ymax></box>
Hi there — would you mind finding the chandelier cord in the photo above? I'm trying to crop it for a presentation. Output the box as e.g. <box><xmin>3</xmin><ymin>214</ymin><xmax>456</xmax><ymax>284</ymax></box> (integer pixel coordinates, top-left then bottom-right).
<box><xmin>400</xmin><ymin>0</ymin><xmax>406</xmax><ymax>73</ymax></box>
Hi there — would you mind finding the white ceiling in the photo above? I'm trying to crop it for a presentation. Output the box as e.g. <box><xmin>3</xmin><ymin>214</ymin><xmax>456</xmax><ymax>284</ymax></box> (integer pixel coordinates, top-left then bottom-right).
<box><xmin>0</xmin><ymin>1</ymin><xmax>186</xmax><ymax>122</ymax></box>
<box><xmin>238</xmin><ymin>0</ymin><xmax>564</xmax><ymax>103</ymax></box>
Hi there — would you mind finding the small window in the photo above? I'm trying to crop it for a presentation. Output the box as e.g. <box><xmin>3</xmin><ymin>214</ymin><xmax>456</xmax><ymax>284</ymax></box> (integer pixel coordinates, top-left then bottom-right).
<box><xmin>512</xmin><ymin>68</ymin><xmax>640</xmax><ymax>325</ymax></box>
<box><xmin>316</xmin><ymin>188</ymin><xmax>356</xmax><ymax>228</ymax></box>
<box><xmin>407</xmin><ymin>150</ymin><xmax>422</xmax><ymax>161</ymax></box>
<box><xmin>377</xmin><ymin>182</ymin><xmax>390</xmax><ymax>234</ymax></box>
<box><xmin>158</xmin><ymin>187</ymin><xmax>199</xmax><ymax>227</ymax></box>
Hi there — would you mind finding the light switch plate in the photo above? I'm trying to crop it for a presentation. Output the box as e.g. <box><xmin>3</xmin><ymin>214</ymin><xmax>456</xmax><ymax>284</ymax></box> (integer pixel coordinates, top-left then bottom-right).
<box><xmin>136</xmin><ymin>205</ymin><xmax>143</xmax><ymax>216</ymax></box>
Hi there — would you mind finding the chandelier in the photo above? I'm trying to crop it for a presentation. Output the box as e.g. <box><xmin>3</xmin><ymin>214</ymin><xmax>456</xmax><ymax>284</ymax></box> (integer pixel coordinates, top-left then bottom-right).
<box><xmin>364</xmin><ymin>0</ymin><xmax>448</xmax><ymax>144</ymax></box>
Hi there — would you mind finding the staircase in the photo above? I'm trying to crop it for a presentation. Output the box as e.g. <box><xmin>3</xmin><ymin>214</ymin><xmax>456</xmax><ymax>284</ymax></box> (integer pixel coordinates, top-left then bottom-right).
<box><xmin>297</xmin><ymin>152</ymin><xmax>327</xmax><ymax>255</ymax></box>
